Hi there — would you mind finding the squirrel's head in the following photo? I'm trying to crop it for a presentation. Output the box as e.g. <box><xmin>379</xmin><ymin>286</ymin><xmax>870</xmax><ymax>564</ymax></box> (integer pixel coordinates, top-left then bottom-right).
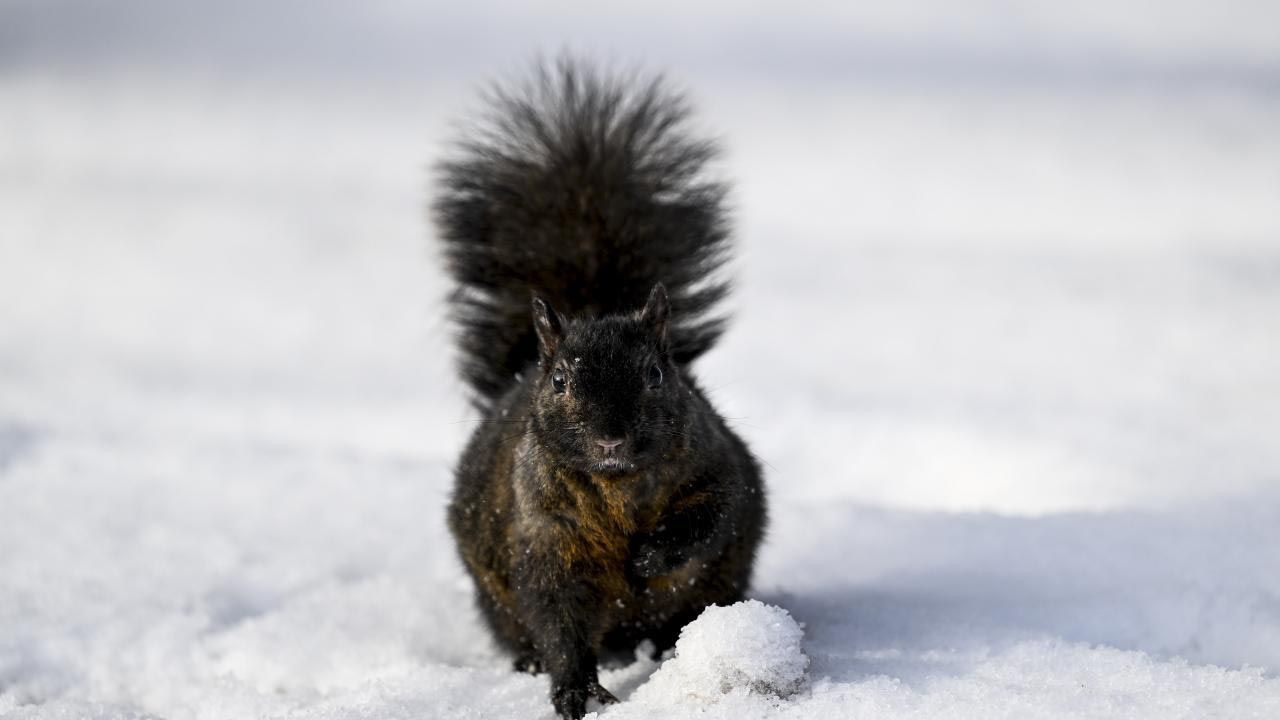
<box><xmin>529</xmin><ymin>283</ymin><xmax>689</xmax><ymax>476</ymax></box>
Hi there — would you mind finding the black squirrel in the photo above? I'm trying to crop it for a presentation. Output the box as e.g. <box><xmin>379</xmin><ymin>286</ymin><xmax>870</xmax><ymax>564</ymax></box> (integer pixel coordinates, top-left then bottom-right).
<box><xmin>433</xmin><ymin>58</ymin><xmax>766</xmax><ymax>720</ymax></box>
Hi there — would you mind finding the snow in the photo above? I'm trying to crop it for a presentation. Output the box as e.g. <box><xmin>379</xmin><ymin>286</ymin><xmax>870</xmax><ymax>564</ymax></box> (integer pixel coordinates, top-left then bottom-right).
<box><xmin>4</xmin><ymin>2</ymin><xmax>1280</xmax><ymax>719</ymax></box>
<box><xmin>627</xmin><ymin>601</ymin><xmax>809</xmax><ymax>707</ymax></box>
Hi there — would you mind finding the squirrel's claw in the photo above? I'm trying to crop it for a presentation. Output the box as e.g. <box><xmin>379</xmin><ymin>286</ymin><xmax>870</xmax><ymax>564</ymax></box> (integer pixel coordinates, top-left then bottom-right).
<box><xmin>552</xmin><ymin>679</ymin><xmax>618</xmax><ymax>718</ymax></box>
<box><xmin>588</xmin><ymin>680</ymin><xmax>619</xmax><ymax>705</ymax></box>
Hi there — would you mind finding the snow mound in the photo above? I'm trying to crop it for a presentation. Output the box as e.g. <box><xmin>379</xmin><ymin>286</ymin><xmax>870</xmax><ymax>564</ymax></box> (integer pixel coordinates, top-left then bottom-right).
<box><xmin>633</xmin><ymin>601</ymin><xmax>808</xmax><ymax>707</ymax></box>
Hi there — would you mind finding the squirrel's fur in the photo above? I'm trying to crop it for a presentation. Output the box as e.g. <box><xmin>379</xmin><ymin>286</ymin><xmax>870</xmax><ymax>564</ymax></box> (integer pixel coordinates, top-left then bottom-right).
<box><xmin>434</xmin><ymin>58</ymin><xmax>766</xmax><ymax>720</ymax></box>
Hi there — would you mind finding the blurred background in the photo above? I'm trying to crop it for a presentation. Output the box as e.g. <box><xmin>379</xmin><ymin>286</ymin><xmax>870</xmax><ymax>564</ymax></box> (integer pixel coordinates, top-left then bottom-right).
<box><xmin>2</xmin><ymin>1</ymin><xmax>1280</xmax><ymax>715</ymax></box>
<box><xmin>4</xmin><ymin>0</ymin><xmax>1277</xmax><ymax>512</ymax></box>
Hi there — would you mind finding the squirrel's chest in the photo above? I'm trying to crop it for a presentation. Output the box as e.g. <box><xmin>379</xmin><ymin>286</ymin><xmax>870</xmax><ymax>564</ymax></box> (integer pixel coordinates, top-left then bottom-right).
<box><xmin>528</xmin><ymin>471</ymin><xmax>673</xmax><ymax>576</ymax></box>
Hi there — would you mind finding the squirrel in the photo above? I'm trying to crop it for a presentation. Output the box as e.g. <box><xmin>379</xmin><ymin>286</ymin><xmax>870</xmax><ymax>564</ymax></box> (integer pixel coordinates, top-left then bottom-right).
<box><xmin>433</xmin><ymin>58</ymin><xmax>766</xmax><ymax>720</ymax></box>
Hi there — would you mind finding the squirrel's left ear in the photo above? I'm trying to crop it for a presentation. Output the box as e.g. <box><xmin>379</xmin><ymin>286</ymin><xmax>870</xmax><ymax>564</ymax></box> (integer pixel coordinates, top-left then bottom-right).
<box><xmin>640</xmin><ymin>282</ymin><xmax>670</xmax><ymax>346</ymax></box>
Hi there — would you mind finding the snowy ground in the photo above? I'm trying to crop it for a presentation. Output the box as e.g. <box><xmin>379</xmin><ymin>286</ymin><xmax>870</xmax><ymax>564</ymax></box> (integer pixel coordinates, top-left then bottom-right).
<box><xmin>3</xmin><ymin>2</ymin><xmax>1280</xmax><ymax>718</ymax></box>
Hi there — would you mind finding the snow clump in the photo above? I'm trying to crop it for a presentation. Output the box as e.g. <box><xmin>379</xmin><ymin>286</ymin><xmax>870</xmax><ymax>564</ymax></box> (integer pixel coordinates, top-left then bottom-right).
<box><xmin>632</xmin><ymin>600</ymin><xmax>808</xmax><ymax>707</ymax></box>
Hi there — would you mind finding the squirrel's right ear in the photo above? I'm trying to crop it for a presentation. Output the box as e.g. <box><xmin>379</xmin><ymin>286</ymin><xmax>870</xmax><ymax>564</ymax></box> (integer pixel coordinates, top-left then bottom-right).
<box><xmin>532</xmin><ymin>296</ymin><xmax>564</xmax><ymax>361</ymax></box>
<box><xmin>640</xmin><ymin>282</ymin><xmax>670</xmax><ymax>347</ymax></box>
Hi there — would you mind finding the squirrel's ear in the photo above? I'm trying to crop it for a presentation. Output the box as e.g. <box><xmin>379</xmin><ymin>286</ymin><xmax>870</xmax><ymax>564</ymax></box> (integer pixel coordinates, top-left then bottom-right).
<box><xmin>640</xmin><ymin>283</ymin><xmax>670</xmax><ymax>346</ymax></box>
<box><xmin>532</xmin><ymin>296</ymin><xmax>564</xmax><ymax>361</ymax></box>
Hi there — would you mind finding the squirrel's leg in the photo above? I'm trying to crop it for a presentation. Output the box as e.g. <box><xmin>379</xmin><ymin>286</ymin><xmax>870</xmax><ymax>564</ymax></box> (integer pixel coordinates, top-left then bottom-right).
<box><xmin>468</xmin><ymin>575</ymin><xmax>542</xmax><ymax>672</ymax></box>
<box><xmin>513</xmin><ymin>557</ymin><xmax>618</xmax><ymax>719</ymax></box>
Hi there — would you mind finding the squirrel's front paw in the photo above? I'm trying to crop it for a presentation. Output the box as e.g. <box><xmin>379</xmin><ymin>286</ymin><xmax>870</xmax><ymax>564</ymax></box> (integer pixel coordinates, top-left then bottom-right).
<box><xmin>552</xmin><ymin>680</ymin><xmax>617</xmax><ymax>719</ymax></box>
<box><xmin>630</xmin><ymin>540</ymin><xmax>686</xmax><ymax>579</ymax></box>
<box><xmin>630</xmin><ymin>545</ymin><xmax>666</xmax><ymax>578</ymax></box>
<box><xmin>552</xmin><ymin>682</ymin><xmax>587</xmax><ymax>720</ymax></box>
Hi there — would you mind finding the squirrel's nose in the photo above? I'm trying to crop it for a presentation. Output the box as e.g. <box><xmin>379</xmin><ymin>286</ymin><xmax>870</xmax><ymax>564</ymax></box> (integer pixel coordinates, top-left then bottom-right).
<box><xmin>595</xmin><ymin>438</ymin><xmax>624</xmax><ymax>455</ymax></box>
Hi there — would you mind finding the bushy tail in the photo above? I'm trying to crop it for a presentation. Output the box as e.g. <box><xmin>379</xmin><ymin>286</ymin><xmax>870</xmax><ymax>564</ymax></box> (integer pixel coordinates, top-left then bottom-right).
<box><xmin>433</xmin><ymin>57</ymin><xmax>733</xmax><ymax>408</ymax></box>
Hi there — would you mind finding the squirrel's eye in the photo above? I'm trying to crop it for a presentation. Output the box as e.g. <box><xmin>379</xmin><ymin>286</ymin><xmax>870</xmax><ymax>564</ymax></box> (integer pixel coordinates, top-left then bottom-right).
<box><xmin>551</xmin><ymin>372</ymin><xmax>567</xmax><ymax>394</ymax></box>
<box><xmin>646</xmin><ymin>364</ymin><xmax>663</xmax><ymax>389</ymax></box>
